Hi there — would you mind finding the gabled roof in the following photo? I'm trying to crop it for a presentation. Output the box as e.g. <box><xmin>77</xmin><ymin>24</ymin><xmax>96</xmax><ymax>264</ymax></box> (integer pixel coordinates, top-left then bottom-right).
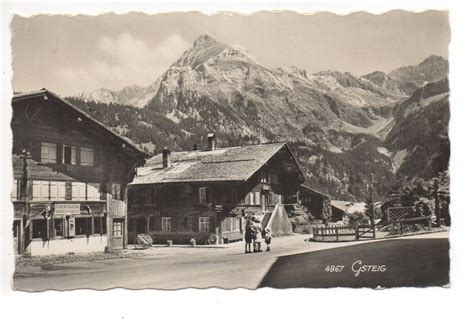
<box><xmin>131</xmin><ymin>142</ymin><xmax>304</xmax><ymax>185</ymax></box>
<box><xmin>330</xmin><ymin>200</ymin><xmax>366</xmax><ymax>214</ymax></box>
<box><xmin>12</xmin><ymin>89</ymin><xmax>148</xmax><ymax>159</ymax></box>
<box><xmin>300</xmin><ymin>184</ymin><xmax>331</xmax><ymax>199</ymax></box>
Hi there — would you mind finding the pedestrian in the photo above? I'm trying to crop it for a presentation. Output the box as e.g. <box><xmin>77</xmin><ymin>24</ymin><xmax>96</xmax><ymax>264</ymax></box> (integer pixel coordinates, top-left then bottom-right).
<box><xmin>264</xmin><ymin>227</ymin><xmax>272</xmax><ymax>252</ymax></box>
<box><xmin>254</xmin><ymin>219</ymin><xmax>263</xmax><ymax>252</ymax></box>
<box><xmin>244</xmin><ymin>218</ymin><xmax>254</xmax><ymax>253</ymax></box>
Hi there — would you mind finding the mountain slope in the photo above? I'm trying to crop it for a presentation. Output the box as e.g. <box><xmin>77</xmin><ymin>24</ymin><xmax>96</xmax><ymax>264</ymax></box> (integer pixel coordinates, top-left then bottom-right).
<box><xmin>388</xmin><ymin>55</ymin><xmax>449</xmax><ymax>88</ymax></box>
<box><xmin>144</xmin><ymin>34</ymin><xmax>406</xmax><ymax>153</ymax></box>
<box><xmin>68</xmin><ymin>35</ymin><xmax>450</xmax><ymax>200</ymax></box>
<box><xmin>384</xmin><ymin>78</ymin><xmax>450</xmax><ymax>179</ymax></box>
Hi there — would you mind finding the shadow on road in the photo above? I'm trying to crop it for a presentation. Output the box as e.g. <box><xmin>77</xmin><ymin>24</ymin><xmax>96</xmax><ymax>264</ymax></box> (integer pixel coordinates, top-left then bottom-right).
<box><xmin>259</xmin><ymin>238</ymin><xmax>450</xmax><ymax>288</ymax></box>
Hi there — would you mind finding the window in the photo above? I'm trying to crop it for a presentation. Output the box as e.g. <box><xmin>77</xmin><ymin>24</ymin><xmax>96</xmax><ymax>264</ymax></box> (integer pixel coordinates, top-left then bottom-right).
<box><xmin>41</xmin><ymin>142</ymin><xmax>57</xmax><ymax>164</ymax></box>
<box><xmin>87</xmin><ymin>183</ymin><xmax>101</xmax><ymax>201</ymax></box>
<box><xmin>54</xmin><ymin>219</ymin><xmax>64</xmax><ymax>237</ymax></box>
<box><xmin>75</xmin><ymin>217</ymin><xmax>90</xmax><ymax>236</ymax></box>
<box><xmin>72</xmin><ymin>182</ymin><xmax>86</xmax><ymax>201</ymax></box>
<box><xmin>232</xmin><ymin>217</ymin><xmax>241</xmax><ymax>232</ymax></box>
<box><xmin>113</xmin><ymin>221</ymin><xmax>123</xmax><ymax>236</ymax></box>
<box><xmin>249</xmin><ymin>192</ymin><xmax>255</xmax><ymax>205</ymax></box>
<box><xmin>261</xmin><ymin>171</ymin><xmax>270</xmax><ymax>183</ymax></box>
<box><xmin>32</xmin><ymin>219</ymin><xmax>48</xmax><ymax>239</ymax></box>
<box><xmin>199</xmin><ymin>217</ymin><xmax>211</xmax><ymax>232</ymax></box>
<box><xmin>63</xmin><ymin>145</ymin><xmax>76</xmax><ymax>165</ymax></box>
<box><xmin>50</xmin><ymin>181</ymin><xmax>66</xmax><ymax>201</ymax></box>
<box><xmin>162</xmin><ymin>217</ymin><xmax>171</xmax><ymax>232</ymax></box>
<box><xmin>111</xmin><ymin>183</ymin><xmax>121</xmax><ymax>200</ymax></box>
<box><xmin>32</xmin><ymin>181</ymin><xmax>50</xmax><ymax>201</ymax></box>
<box><xmin>80</xmin><ymin>147</ymin><xmax>94</xmax><ymax>166</ymax></box>
<box><xmin>32</xmin><ymin>181</ymin><xmax>66</xmax><ymax>201</ymax></box>
<box><xmin>255</xmin><ymin>191</ymin><xmax>261</xmax><ymax>205</ymax></box>
<box><xmin>93</xmin><ymin>216</ymin><xmax>106</xmax><ymax>234</ymax></box>
<box><xmin>11</xmin><ymin>180</ymin><xmax>18</xmax><ymax>201</ymax></box>
<box><xmin>199</xmin><ymin>187</ymin><xmax>209</xmax><ymax>203</ymax></box>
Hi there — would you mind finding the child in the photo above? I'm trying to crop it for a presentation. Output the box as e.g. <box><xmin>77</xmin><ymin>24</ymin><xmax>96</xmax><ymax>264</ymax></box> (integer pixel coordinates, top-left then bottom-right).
<box><xmin>264</xmin><ymin>227</ymin><xmax>272</xmax><ymax>252</ymax></box>
<box><xmin>244</xmin><ymin>218</ymin><xmax>254</xmax><ymax>253</ymax></box>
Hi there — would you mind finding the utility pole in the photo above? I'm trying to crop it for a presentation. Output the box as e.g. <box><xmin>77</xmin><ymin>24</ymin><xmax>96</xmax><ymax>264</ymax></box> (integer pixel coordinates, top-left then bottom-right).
<box><xmin>19</xmin><ymin>148</ymin><xmax>32</xmax><ymax>255</ymax></box>
<box><xmin>368</xmin><ymin>173</ymin><xmax>375</xmax><ymax>226</ymax></box>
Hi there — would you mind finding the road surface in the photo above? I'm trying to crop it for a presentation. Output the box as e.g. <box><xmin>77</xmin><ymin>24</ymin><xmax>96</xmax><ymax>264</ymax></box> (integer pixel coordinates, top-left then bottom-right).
<box><xmin>13</xmin><ymin>231</ymin><xmax>449</xmax><ymax>291</ymax></box>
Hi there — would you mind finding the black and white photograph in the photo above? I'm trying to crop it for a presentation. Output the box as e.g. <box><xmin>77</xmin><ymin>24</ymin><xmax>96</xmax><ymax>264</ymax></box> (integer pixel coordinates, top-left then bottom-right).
<box><xmin>4</xmin><ymin>0</ymin><xmax>474</xmax><ymax>319</ymax></box>
<box><xmin>5</xmin><ymin>7</ymin><xmax>455</xmax><ymax>292</ymax></box>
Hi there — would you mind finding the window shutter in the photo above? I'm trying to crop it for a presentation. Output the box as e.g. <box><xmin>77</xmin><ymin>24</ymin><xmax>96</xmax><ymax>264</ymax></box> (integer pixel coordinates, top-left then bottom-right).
<box><xmin>71</xmin><ymin>146</ymin><xmax>76</xmax><ymax>165</ymax></box>
<box><xmin>55</xmin><ymin>144</ymin><xmax>61</xmax><ymax>164</ymax></box>
<box><xmin>58</xmin><ymin>182</ymin><xmax>66</xmax><ymax>200</ymax></box>
<box><xmin>50</xmin><ymin>181</ymin><xmax>58</xmax><ymax>200</ymax></box>
<box><xmin>11</xmin><ymin>180</ymin><xmax>18</xmax><ymax>201</ymax></box>
<box><xmin>71</xmin><ymin>183</ymin><xmax>79</xmax><ymax>200</ymax></box>
<box><xmin>88</xmin><ymin>183</ymin><xmax>100</xmax><ymax>201</ymax></box>
<box><xmin>41</xmin><ymin>145</ymin><xmax>49</xmax><ymax>163</ymax></box>
<box><xmin>87</xmin><ymin>183</ymin><xmax>94</xmax><ymax>200</ymax></box>
<box><xmin>79</xmin><ymin>183</ymin><xmax>86</xmax><ymax>201</ymax></box>
<box><xmin>255</xmin><ymin>192</ymin><xmax>261</xmax><ymax>205</ymax></box>
<box><xmin>32</xmin><ymin>181</ymin><xmax>41</xmax><ymax>201</ymax></box>
<box><xmin>40</xmin><ymin>181</ymin><xmax>49</xmax><ymax>200</ymax></box>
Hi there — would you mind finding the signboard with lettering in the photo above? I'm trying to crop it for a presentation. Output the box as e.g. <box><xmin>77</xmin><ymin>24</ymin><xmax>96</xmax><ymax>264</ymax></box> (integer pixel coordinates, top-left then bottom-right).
<box><xmin>215</xmin><ymin>204</ymin><xmax>223</xmax><ymax>212</ymax></box>
<box><xmin>55</xmin><ymin>203</ymin><xmax>80</xmax><ymax>215</ymax></box>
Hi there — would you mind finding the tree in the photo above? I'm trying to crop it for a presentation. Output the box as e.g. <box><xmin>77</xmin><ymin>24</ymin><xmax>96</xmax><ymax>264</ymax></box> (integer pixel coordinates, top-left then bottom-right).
<box><xmin>321</xmin><ymin>198</ymin><xmax>332</xmax><ymax>226</ymax></box>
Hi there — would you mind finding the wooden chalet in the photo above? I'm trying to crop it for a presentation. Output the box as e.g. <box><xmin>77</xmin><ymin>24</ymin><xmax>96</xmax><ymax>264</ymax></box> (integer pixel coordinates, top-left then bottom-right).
<box><xmin>11</xmin><ymin>89</ymin><xmax>146</xmax><ymax>256</ymax></box>
<box><xmin>128</xmin><ymin>136</ymin><xmax>305</xmax><ymax>244</ymax></box>
<box><xmin>298</xmin><ymin>184</ymin><xmax>332</xmax><ymax>221</ymax></box>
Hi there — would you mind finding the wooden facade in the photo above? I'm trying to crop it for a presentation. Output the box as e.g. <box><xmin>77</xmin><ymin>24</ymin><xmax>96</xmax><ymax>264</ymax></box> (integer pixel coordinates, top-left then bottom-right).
<box><xmin>128</xmin><ymin>141</ymin><xmax>304</xmax><ymax>244</ymax></box>
<box><xmin>299</xmin><ymin>184</ymin><xmax>332</xmax><ymax>221</ymax></box>
<box><xmin>11</xmin><ymin>90</ymin><xmax>146</xmax><ymax>256</ymax></box>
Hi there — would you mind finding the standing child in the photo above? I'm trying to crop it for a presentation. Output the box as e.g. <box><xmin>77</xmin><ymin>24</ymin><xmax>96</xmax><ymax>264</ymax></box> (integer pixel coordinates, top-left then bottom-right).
<box><xmin>254</xmin><ymin>219</ymin><xmax>263</xmax><ymax>252</ymax></box>
<box><xmin>244</xmin><ymin>218</ymin><xmax>254</xmax><ymax>253</ymax></box>
<box><xmin>264</xmin><ymin>227</ymin><xmax>272</xmax><ymax>252</ymax></box>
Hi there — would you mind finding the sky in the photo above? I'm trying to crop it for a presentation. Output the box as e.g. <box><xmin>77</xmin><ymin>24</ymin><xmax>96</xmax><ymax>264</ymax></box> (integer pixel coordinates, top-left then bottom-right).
<box><xmin>10</xmin><ymin>10</ymin><xmax>450</xmax><ymax>96</ymax></box>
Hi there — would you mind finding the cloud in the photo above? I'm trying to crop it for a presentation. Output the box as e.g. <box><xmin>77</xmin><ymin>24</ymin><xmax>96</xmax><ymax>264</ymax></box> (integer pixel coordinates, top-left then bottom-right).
<box><xmin>55</xmin><ymin>33</ymin><xmax>189</xmax><ymax>94</ymax></box>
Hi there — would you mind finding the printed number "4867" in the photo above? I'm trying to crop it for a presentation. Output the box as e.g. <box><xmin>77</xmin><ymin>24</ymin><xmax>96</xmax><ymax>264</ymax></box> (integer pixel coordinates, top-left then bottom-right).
<box><xmin>325</xmin><ymin>265</ymin><xmax>344</xmax><ymax>272</ymax></box>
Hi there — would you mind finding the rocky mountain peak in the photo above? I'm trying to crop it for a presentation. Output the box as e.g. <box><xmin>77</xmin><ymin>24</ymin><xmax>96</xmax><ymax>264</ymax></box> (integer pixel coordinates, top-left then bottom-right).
<box><xmin>193</xmin><ymin>34</ymin><xmax>218</xmax><ymax>47</ymax></box>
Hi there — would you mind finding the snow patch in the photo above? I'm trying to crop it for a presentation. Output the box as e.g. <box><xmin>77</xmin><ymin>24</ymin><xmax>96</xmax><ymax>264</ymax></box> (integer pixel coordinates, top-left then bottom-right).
<box><xmin>377</xmin><ymin>147</ymin><xmax>391</xmax><ymax>157</ymax></box>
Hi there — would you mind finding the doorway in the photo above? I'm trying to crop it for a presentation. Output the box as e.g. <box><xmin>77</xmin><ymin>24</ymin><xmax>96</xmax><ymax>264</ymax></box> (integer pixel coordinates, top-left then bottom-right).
<box><xmin>112</xmin><ymin>218</ymin><xmax>124</xmax><ymax>249</ymax></box>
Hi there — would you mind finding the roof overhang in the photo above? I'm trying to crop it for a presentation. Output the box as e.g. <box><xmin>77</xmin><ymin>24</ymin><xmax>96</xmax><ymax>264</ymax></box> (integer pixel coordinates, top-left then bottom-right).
<box><xmin>12</xmin><ymin>89</ymin><xmax>149</xmax><ymax>160</ymax></box>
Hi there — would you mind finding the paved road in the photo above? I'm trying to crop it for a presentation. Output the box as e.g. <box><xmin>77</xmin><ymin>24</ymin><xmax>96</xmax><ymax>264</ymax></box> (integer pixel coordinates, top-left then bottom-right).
<box><xmin>13</xmin><ymin>232</ymin><xmax>449</xmax><ymax>291</ymax></box>
<box><xmin>260</xmin><ymin>237</ymin><xmax>450</xmax><ymax>288</ymax></box>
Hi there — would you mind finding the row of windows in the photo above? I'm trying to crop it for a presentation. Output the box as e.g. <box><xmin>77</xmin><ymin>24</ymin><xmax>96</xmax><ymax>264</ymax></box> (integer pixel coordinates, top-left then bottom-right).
<box><xmin>130</xmin><ymin>186</ymin><xmax>237</xmax><ymax>205</ymax></box>
<box><xmin>11</xmin><ymin>180</ymin><xmax>122</xmax><ymax>201</ymax></box>
<box><xmin>41</xmin><ymin>142</ymin><xmax>94</xmax><ymax>166</ymax></box>
<box><xmin>31</xmin><ymin>216</ymin><xmax>106</xmax><ymax>240</ymax></box>
<box><xmin>139</xmin><ymin>216</ymin><xmax>212</xmax><ymax>232</ymax></box>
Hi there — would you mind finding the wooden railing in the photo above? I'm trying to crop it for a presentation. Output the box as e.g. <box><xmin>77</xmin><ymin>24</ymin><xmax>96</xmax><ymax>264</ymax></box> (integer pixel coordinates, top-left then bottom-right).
<box><xmin>313</xmin><ymin>225</ymin><xmax>356</xmax><ymax>241</ymax></box>
<box><xmin>355</xmin><ymin>224</ymin><xmax>376</xmax><ymax>240</ymax></box>
<box><xmin>399</xmin><ymin>216</ymin><xmax>432</xmax><ymax>234</ymax></box>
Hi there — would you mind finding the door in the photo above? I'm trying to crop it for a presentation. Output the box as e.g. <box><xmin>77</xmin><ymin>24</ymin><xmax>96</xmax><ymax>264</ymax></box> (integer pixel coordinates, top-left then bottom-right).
<box><xmin>112</xmin><ymin>218</ymin><xmax>124</xmax><ymax>249</ymax></box>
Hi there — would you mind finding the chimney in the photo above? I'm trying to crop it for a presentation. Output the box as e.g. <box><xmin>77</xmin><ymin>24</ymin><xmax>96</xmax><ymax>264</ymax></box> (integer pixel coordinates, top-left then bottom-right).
<box><xmin>207</xmin><ymin>133</ymin><xmax>216</xmax><ymax>151</ymax></box>
<box><xmin>162</xmin><ymin>147</ymin><xmax>171</xmax><ymax>168</ymax></box>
